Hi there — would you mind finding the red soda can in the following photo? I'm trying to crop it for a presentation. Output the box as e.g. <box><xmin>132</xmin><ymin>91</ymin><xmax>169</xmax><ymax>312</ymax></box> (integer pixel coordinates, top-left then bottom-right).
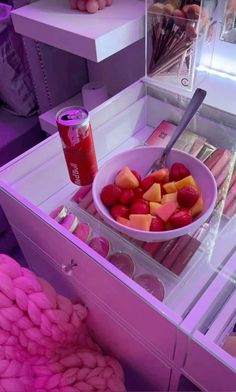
<box><xmin>56</xmin><ymin>106</ymin><xmax>98</xmax><ymax>186</ymax></box>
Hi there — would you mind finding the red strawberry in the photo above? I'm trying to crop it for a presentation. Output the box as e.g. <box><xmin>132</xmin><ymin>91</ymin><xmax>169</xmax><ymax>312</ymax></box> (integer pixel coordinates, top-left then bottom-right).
<box><xmin>177</xmin><ymin>185</ymin><xmax>200</xmax><ymax>208</ymax></box>
<box><xmin>140</xmin><ymin>176</ymin><xmax>155</xmax><ymax>191</ymax></box>
<box><xmin>133</xmin><ymin>187</ymin><xmax>144</xmax><ymax>200</ymax></box>
<box><xmin>120</xmin><ymin>188</ymin><xmax>135</xmax><ymax>205</ymax></box>
<box><xmin>111</xmin><ymin>204</ymin><xmax>129</xmax><ymax>220</ymax></box>
<box><xmin>169</xmin><ymin>209</ymin><xmax>193</xmax><ymax>228</ymax></box>
<box><xmin>169</xmin><ymin>163</ymin><xmax>191</xmax><ymax>181</ymax></box>
<box><xmin>101</xmin><ymin>184</ymin><xmax>122</xmax><ymax>207</ymax></box>
<box><xmin>129</xmin><ymin>200</ymin><xmax>150</xmax><ymax>215</ymax></box>
<box><xmin>150</xmin><ymin>216</ymin><xmax>165</xmax><ymax>231</ymax></box>
<box><xmin>131</xmin><ymin>170</ymin><xmax>142</xmax><ymax>185</ymax></box>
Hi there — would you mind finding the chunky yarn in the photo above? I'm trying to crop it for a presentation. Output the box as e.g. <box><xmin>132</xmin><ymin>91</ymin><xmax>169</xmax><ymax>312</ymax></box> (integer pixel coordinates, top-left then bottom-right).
<box><xmin>0</xmin><ymin>254</ymin><xmax>126</xmax><ymax>392</ymax></box>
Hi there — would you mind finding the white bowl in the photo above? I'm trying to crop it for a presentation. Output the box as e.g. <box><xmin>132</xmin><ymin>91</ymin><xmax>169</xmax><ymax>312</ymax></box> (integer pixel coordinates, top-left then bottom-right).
<box><xmin>92</xmin><ymin>146</ymin><xmax>217</xmax><ymax>242</ymax></box>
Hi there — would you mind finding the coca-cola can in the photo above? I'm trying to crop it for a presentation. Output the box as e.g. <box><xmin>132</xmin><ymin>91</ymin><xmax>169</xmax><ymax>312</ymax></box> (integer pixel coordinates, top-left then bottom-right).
<box><xmin>56</xmin><ymin>106</ymin><xmax>98</xmax><ymax>186</ymax></box>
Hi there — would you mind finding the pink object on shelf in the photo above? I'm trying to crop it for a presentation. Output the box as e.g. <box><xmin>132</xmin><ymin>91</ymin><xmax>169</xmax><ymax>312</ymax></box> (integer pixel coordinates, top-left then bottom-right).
<box><xmin>108</xmin><ymin>252</ymin><xmax>135</xmax><ymax>277</ymax></box>
<box><xmin>145</xmin><ymin>120</ymin><xmax>176</xmax><ymax>148</ymax></box>
<box><xmin>134</xmin><ymin>274</ymin><xmax>165</xmax><ymax>301</ymax></box>
<box><xmin>0</xmin><ymin>253</ymin><xmax>126</xmax><ymax>392</ymax></box>
<box><xmin>71</xmin><ymin>185</ymin><xmax>91</xmax><ymax>203</ymax></box>
<box><xmin>210</xmin><ymin>150</ymin><xmax>232</xmax><ymax>178</ymax></box>
<box><xmin>221</xmin><ymin>335</ymin><xmax>236</xmax><ymax>357</ymax></box>
<box><xmin>60</xmin><ymin>213</ymin><xmax>78</xmax><ymax>232</ymax></box>
<box><xmin>49</xmin><ymin>205</ymin><xmax>68</xmax><ymax>222</ymax></box>
<box><xmin>89</xmin><ymin>236</ymin><xmax>111</xmax><ymax>258</ymax></box>
<box><xmin>142</xmin><ymin>241</ymin><xmax>162</xmax><ymax>256</ymax></box>
<box><xmin>73</xmin><ymin>222</ymin><xmax>92</xmax><ymax>243</ymax></box>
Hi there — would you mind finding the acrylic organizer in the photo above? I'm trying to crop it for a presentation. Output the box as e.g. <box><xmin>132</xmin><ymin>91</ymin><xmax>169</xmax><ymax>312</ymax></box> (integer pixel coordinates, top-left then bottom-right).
<box><xmin>146</xmin><ymin>0</ymin><xmax>210</xmax><ymax>90</ymax></box>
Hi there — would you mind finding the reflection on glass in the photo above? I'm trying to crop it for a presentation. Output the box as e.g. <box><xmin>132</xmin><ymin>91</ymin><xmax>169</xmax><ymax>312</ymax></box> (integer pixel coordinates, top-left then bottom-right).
<box><xmin>220</xmin><ymin>0</ymin><xmax>236</xmax><ymax>43</ymax></box>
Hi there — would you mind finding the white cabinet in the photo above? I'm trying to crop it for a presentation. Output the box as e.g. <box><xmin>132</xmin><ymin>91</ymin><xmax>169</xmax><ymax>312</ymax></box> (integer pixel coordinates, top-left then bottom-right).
<box><xmin>1</xmin><ymin>80</ymin><xmax>236</xmax><ymax>389</ymax></box>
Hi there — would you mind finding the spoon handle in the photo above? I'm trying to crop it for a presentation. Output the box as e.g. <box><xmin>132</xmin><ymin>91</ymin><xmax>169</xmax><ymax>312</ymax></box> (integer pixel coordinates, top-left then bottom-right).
<box><xmin>159</xmin><ymin>88</ymin><xmax>207</xmax><ymax>167</ymax></box>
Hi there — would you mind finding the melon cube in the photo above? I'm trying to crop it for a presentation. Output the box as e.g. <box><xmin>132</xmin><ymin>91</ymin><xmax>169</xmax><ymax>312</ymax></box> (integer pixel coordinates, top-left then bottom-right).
<box><xmin>115</xmin><ymin>166</ymin><xmax>139</xmax><ymax>189</ymax></box>
<box><xmin>129</xmin><ymin>214</ymin><xmax>152</xmax><ymax>231</ymax></box>
<box><xmin>162</xmin><ymin>193</ymin><xmax>177</xmax><ymax>204</ymax></box>
<box><xmin>117</xmin><ymin>216</ymin><xmax>131</xmax><ymax>228</ymax></box>
<box><xmin>150</xmin><ymin>168</ymin><xmax>169</xmax><ymax>183</ymax></box>
<box><xmin>163</xmin><ymin>181</ymin><xmax>177</xmax><ymax>194</ymax></box>
<box><xmin>143</xmin><ymin>183</ymin><xmax>161</xmax><ymax>202</ymax></box>
<box><xmin>149</xmin><ymin>202</ymin><xmax>162</xmax><ymax>215</ymax></box>
<box><xmin>191</xmin><ymin>195</ymin><xmax>203</xmax><ymax>217</ymax></box>
<box><xmin>175</xmin><ymin>175</ymin><xmax>197</xmax><ymax>190</ymax></box>
<box><xmin>155</xmin><ymin>202</ymin><xmax>178</xmax><ymax>222</ymax></box>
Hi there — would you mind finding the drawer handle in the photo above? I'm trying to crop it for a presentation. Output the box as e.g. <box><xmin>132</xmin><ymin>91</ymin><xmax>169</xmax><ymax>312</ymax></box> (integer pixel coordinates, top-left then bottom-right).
<box><xmin>62</xmin><ymin>259</ymin><xmax>77</xmax><ymax>275</ymax></box>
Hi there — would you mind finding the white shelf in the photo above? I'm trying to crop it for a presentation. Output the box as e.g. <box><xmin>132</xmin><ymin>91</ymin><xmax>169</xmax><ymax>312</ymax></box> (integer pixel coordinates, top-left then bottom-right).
<box><xmin>11</xmin><ymin>0</ymin><xmax>145</xmax><ymax>62</ymax></box>
<box><xmin>39</xmin><ymin>93</ymin><xmax>83</xmax><ymax>135</ymax></box>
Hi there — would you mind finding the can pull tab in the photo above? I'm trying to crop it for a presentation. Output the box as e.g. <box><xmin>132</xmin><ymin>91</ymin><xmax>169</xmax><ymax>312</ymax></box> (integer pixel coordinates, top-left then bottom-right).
<box><xmin>62</xmin><ymin>259</ymin><xmax>78</xmax><ymax>275</ymax></box>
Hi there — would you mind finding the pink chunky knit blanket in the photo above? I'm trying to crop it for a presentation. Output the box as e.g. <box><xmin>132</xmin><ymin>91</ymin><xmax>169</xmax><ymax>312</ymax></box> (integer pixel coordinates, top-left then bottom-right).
<box><xmin>0</xmin><ymin>254</ymin><xmax>126</xmax><ymax>392</ymax></box>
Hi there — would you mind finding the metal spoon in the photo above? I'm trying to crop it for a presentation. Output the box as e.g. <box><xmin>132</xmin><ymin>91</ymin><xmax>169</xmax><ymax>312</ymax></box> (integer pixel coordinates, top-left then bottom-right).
<box><xmin>147</xmin><ymin>88</ymin><xmax>207</xmax><ymax>174</ymax></box>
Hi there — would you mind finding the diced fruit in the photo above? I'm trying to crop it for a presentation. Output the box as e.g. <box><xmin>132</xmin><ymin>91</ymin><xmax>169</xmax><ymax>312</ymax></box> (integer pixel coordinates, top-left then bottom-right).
<box><xmin>150</xmin><ymin>216</ymin><xmax>165</xmax><ymax>231</ymax></box>
<box><xmin>191</xmin><ymin>195</ymin><xmax>203</xmax><ymax>217</ymax></box>
<box><xmin>163</xmin><ymin>181</ymin><xmax>177</xmax><ymax>194</ymax></box>
<box><xmin>131</xmin><ymin>170</ymin><xmax>141</xmax><ymax>185</ymax></box>
<box><xmin>149</xmin><ymin>202</ymin><xmax>162</xmax><ymax>215</ymax></box>
<box><xmin>129</xmin><ymin>214</ymin><xmax>152</xmax><ymax>231</ymax></box>
<box><xmin>143</xmin><ymin>183</ymin><xmax>161</xmax><ymax>203</ymax></box>
<box><xmin>115</xmin><ymin>166</ymin><xmax>139</xmax><ymax>189</ymax></box>
<box><xmin>175</xmin><ymin>175</ymin><xmax>197</xmax><ymax>190</ymax></box>
<box><xmin>169</xmin><ymin>209</ymin><xmax>193</xmax><ymax>228</ymax></box>
<box><xmin>165</xmin><ymin>221</ymin><xmax>173</xmax><ymax>231</ymax></box>
<box><xmin>117</xmin><ymin>216</ymin><xmax>131</xmax><ymax>228</ymax></box>
<box><xmin>150</xmin><ymin>168</ymin><xmax>169</xmax><ymax>183</ymax></box>
<box><xmin>169</xmin><ymin>163</ymin><xmax>191</xmax><ymax>181</ymax></box>
<box><xmin>140</xmin><ymin>176</ymin><xmax>155</xmax><ymax>191</ymax></box>
<box><xmin>177</xmin><ymin>185</ymin><xmax>200</xmax><ymax>208</ymax></box>
<box><xmin>120</xmin><ymin>189</ymin><xmax>135</xmax><ymax>205</ymax></box>
<box><xmin>133</xmin><ymin>187</ymin><xmax>144</xmax><ymax>200</ymax></box>
<box><xmin>101</xmin><ymin>184</ymin><xmax>122</xmax><ymax>207</ymax></box>
<box><xmin>129</xmin><ymin>200</ymin><xmax>150</xmax><ymax>215</ymax></box>
<box><xmin>162</xmin><ymin>193</ymin><xmax>177</xmax><ymax>204</ymax></box>
<box><xmin>155</xmin><ymin>201</ymin><xmax>178</xmax><ymax>222</ymax></box>
<box><xmin>110</xmin><ymin>204</ymin><xmax>129</xmax><ymax>220</ymax></box>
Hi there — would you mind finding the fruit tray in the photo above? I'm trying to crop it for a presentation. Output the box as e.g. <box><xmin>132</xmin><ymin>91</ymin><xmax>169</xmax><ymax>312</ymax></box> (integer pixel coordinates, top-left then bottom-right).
<box><xmin>67</xmin><ymin>124</ymin><xmax>235</xmax><ymax>278</ymax></box>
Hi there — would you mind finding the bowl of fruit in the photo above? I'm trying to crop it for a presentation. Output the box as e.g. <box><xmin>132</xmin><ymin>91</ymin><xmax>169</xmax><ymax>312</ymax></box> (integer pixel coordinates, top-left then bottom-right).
<box><xmin>92</xmin><ymin>146</ymin><xmax>217</xmax><ymax>242</ymax></box>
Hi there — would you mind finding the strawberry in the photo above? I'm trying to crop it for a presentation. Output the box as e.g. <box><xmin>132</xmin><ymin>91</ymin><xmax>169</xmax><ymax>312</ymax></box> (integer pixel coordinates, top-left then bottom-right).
<box><xmin>177</xmin><ymin>185</ymin><xmax>199</xmax><ymax>208</ymax></box>
<box><xmin>133</xmin><ymin>187</ymin><xmax>144</xmax><ymax>200</ymax></box>
<box><xmin>140</xmin><ymin>176</ymin><xmax>155</xmax><ymax>191</ymax></box>
<box><xmin>129</xmin><ymin>200</ymin><xmax>150</xmax><ymax>215</ymax></box>
<box><xmin>131</xmin><ymin>170</ymin><xmax>142</xmax><ymax>185</ymax></box>
<box><xmin>150</xmin><ymin>216</ymin><xmax>165</xmax><ymax>231</ymax></box>
<box><xmin>111</xmin><ymin>204</ymin><xmax>129</xmax><ymax>220</ymax></box>
<box><xmin>169</xmin><ymin>209</ymin><xmax>193</xmax><ymax>228</ymax></box>
<box><xmin>120</xmin><ymin>188</ymin><xmax>135</xmax><ymax>205</ymax></box>
<box><xmin>101</xmin><ymin>184</ymin><xmax>122</xmax><ymax>207</ymax></box>
<box><xmin>169</xmin><ymin>163</ymin><xmax>191</xmax><ymax>182</ymax></box>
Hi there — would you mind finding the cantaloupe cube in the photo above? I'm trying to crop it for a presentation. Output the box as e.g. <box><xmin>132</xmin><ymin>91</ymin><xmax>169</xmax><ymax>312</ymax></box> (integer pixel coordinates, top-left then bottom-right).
<box><xmin>143</xmin><ymin>183</ymin><xmax>161</xmax><ymax>202</ymax></box>
<box><xmin>150</xmin><ymin>168</ymin><xmax>169</xmax><ymax>183</ymax></box>
<box><xmin>155</xmin><ymin>201</ymin><xmax>178</xmax><ymax>222</ymax></box>
<box><xmin>117</xmin><ymin>216</ymin><xmax>131</xmax><ymax>227</ymax></box>
<box><xmin>175</xmin><ymin>175</ymin><xmax>197</xmax><ymax>190</ymax></box>
<box><xmin>162</xmin><ymin>193</ymin><xmax>177</xmax><ymax>204</ymax></box>
<box><xmin>115</xmin><ymin>166</ymin><xmax>139</xmax><ymax>189</ymax></box>
<box><xmin>163</xmin><ymin>181</ymin><xmax>177</xmax><ymax>193</ymax></box>
<box><xmin>191</xmin><ymin>195</ymin><xmax>203</xmax><ymax>217</ymax></box>
<box><xmin>149</xmin><ymin>202</ymin><xmax>162</xmax><ymax>215</ymax></box>
<box><xmin>129</xmin><ymin>214</ymin><xmax>152</xmax><ymax>231</ymax></box>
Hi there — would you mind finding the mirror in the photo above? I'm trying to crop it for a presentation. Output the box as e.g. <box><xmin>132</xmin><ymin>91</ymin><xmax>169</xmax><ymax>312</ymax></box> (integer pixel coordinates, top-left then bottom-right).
<box><xmin>220</xmin><ymin>0</ymin><xmax>236</xmax><ymax>43</ymax></box>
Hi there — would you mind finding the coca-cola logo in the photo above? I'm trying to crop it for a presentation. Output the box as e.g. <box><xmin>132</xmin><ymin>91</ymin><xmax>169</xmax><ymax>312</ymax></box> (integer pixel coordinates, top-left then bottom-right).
<box><xmin>70</xmin><ymin>163</ymin><xmax>80</xmax><ymax>185</ymax></box>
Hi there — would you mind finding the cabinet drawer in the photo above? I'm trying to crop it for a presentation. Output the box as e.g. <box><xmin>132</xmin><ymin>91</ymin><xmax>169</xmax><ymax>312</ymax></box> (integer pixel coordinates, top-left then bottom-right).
<box><xmin>13</xmin><ymin>225</ymin><xmax>172</xmax><ymax>391</ymax></box>
<box><xmin>2</xmin><ymin>190</ymin><xmax>179</xmax><ymax>361</ymax></box>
